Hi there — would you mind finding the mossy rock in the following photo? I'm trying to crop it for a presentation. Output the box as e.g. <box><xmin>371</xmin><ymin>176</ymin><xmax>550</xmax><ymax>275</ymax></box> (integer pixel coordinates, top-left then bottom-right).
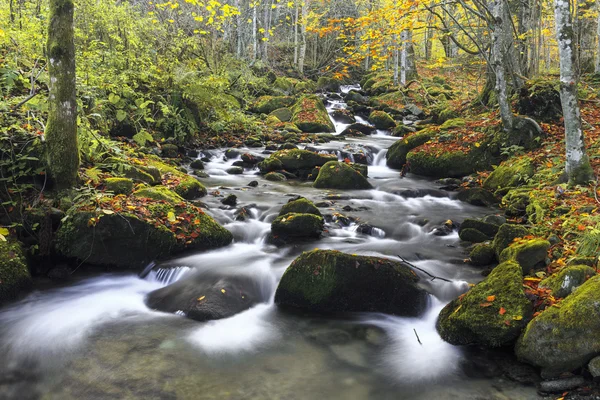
<box><xmin>369</xmin><ymin>110</ymin><xmax>396</xmax><ymax>130</ymax></box>
<box><xmin>133</xmin><ymin>186</ymin><xmax>184</xmax><ymax>203</ymax></box>
<box><xmin>456</xmin><ymin>188</ymin><xmax>499</xmax><ymax>207</ymax></box>
<box><xmin>483</xmin><ymin>157</ymin><xmax>535</xmax><ymax>191</ymax></box>
<box><xmin>501</xmin><ymin>188</ymin><xmax>532</xmax><ymax>217</ymax></box>
<box><xmin>161</xmin><ymin>144</ymin><xmax>179</xmax><ymax>158</ymax></box>
<box><xmin>439</xmin><ymin>118</ymin><xmax>465</xmax><ymax>130</ymax></box>
<box><xmin>437</xmin><ymin>261</ymin><xmax>532</xmax><ymax>347</ymax></box>
<box><xmin>105</xmin><ymin>177</ymin><xmax>134</xmax><ymax>195</ymax></box>
<box><xmin>492</xmin><ymin>223</ymin><xmax>529</xmax><ymax>257</ymax></box>
<box><xmin>407</xmin><ymin>149</ymin><xmax>476</xmax><ymax>178</ymax></box>
<box><xmin>386</xmin><ymin>131</ymin><xmax>433</xmax><ymax>169</ymax></box>
<box><xmin>313</xmin><ymin>161</ymin><xmax>372</xmax><ymax>190</ymax></box>
<box><xmin>274</xmin><ymin>250</ymin><xmax>428</xmax><ymax>316</ymax></box>
<box><xmin>470</xmin><ymin>243</ymin><xmax>496</xmax><ymax>266</ymax></box>
<box><xmin>0</xmin><ymin>239</ymin><xmax>31</xmax><ymax>303</ymax></box>
<box><xmin>279</xmin><ymin>198</ymin><xmax>321</xmax><ymax>217</ymax></box>
<box><xmin>516</xmin><ymin>276</ymin><xmax>600</xmax><ymax>374</ymax></box>
<box><xmin>250</xmin><ymin>96</ymin><xmax>296</xmax><ymax>114</ymax></box>
<box><xmin>499</xmin><ymin>239</ymin><xmax>549</xmax><ymax>273</ymax></box>
<box><xmin>291</xmin><ymin>95</ymin><xmax>335</xmax><ymax>133</ymax></box>
<box><xmin>516</xmin><ymin>78</ymin><xmax>562</xmax><ymax>122</ymax></box>
<box><xmin>144</xmin><ymin>157</ymin><xmax>207</xmax><ymax>199</ymax></box>
<box><xmin>316</xmin><ymin>77</ymin><xmax>341</xmax><ymax>92</ymax></box>
<box><xmin>345</xmin><ymin>90</ymin><xmax>367</xmax><ymax>104</ymax></box>
<box><xmin>265</xmin><ymin>172</ymin><xmax>286</xmax><ymax>181</ymax></box>
<box><xmin>459</xmin><ymin>228</ymin><xmax>491</xmax><ymax>243</ymax></box>
<box><xmin>539</xmin><ymin>265</ymin><xmax>597</xmax><ymax>298</ymax></box>
<box><xmin>271</xmin><ymin>213</ymin><xmax>324</xmax><ymax>239</ymax></box>
<box><xmin>459</xmin><ymin>218</ymin><xmax>500</xmax><ymax>238</ymax></box>
<box><xmin>273</xmin><ymin>77</ymin><xmax>297</xmax><ymax>95</ymax></box>
<box><xmin>295</xmin><ymin>81</ymin><xmax>316</xmax><ymax>93</ymax></box>
<box><xmin>258</xmin><ymin>149</ymin><xmax>336</xmax><ymax>173</ymax></box>
<box><xmin>270</xmin><ymin>108</ymin><xmax>292</xmax><ymax>122</ymax></box>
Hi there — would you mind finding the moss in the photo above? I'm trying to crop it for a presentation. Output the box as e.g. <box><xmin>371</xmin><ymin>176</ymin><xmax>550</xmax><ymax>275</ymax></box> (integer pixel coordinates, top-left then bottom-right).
<box><xmin>567</xmin><ymin>155</ymin><xmax>595</xmax><ymax>185</ymax></box>
<box><xmin>274</xmin><ymin>249</ymin><xmax>427</xmax><ymax>316</ymax></box>
<box><xmin>516</xmin><ymin>276</ymin><xmax>600</xmax><ymax>374</ymax></box>
<box><xmin>459</xmin><ymin>228</ymin><xmax>491</xmax><ymax>243</ymax></box>
<box><xmin>250</xmin><ymin>96</ymin><xmax>295</xmax><ymax>114</ymax></box>
<box><xmin>386</xmin><ymin>131</ymin><xmax>433</xmax><ymax>169</ymax></box>
<box><xmin>144</xmin><ymin>157</ymin><xmax>207</xmax><ymax>199</ymax></box>
<box><xmin>407</xmin><ymin>149</ymin><xmax>475</xmax><ymax>178</ymax></box>
<box><xmin>437</xmin><ymin>261</ymin><xmax>532</xmax><ymax>347</ymax></box>
<box><xmin>369</xmin><ymin>110</ymin><xmax>396</xmax><ymax>130</ymax></box>
<box><xmin>160</xmin><ymin>144</ymin><xmax>179</xmax><ymax>158</ymax></box>
<box><xmin>265</xmin><ymin>172</ymin><xmax>286</xmax><ymax>181</ymax></box>
<box><xmin>259</xmin><ymin>149</ymin><xmax>335</xmax><ymax>173</ymax></box>
<box><xmin>316</xmin><ymin>77</ymin><xmax>341</xmax><ymax>92</ymax></box>
<box><xmin>501</xmin><ymin>188</ymin><xmax>532</xmax><ymax>217</ymax></box>
<box><xmin>291</xmin><ymin>95</ymin><xmax>335</xmax><ymax>133</ymax></box>
<box><xmin>0</xmin><ymin>240</ymin><xmax>31</xmax><ymax>303</ymax></box>
<box><xmin>295</xmin><ymin>81</ymin><xmax>316</xmax><ymax>93</ymax></box>
<box><xmin>539</xmin><ymin>265</ymin><xmax>597</xmax><ymax>298</ymax></box>
<box><xmin>273</xmin><ymin>77</ymin><xmax>297</xmax><ymax>95</ymax></box>
<box><xmin>279</xmin><ymin>198</ymin><xmax>321</xmax><ymax>217</ymax></box>
<box><xmin>460</xmin><ymin>218</ymin><xmax>500</xmax><ymax>237</ymax></box>
<box><xmin>439</xmin><ymin>118</ymin><xmax>465</xmax><ymax>130</ymax></box>
<box><xmin>104</xmin><ymin>177</ymin><xmax>134</xmax><ymax>195</ymax></box>
<box><xmin>515</xmin><ymin>78</ymin><xmax>562</xmax><ymax>122</ymax></box>
<box><xmin>269</xmin><ymin>107</ymin><xmax>292</xmax><ymax>122</ymax></box>
<box><xmin>499</xmin><ymin>238</ymin><xmax>550</xmax><ymax>273</ymax></box>
<box><xmin>133</xmin><ymin>186</ymin><xmax>184</xmax><ymax>203</ymax></box>
<box><xmin>313</xmin><ymin>161</ymin><xmax>372</xmax><ymax>190</ymax></box>
<box><xmin>484</xmin><ymin>157</ymin><xmax>535</xmax><ymax>191</ymax></box>
<box><xmin>492</xmin><ymin>223</ymin><xmax>529</xmax><ymax>257</ymax></box>
<box><xmin>271</xmin><ymin>213</ymin><xmax>324</xmax><ymax>239</ymax></box>
<box><xmin>470</xmin><ymin>243</ymin><xmax>496</xmax><ymax>266</ymax></box>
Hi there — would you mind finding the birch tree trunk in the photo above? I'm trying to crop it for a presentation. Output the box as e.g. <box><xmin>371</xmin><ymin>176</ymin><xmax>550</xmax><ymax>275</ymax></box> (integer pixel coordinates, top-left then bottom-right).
<box><xmin>293</xmin><ymin>3</ymin><xmax>298</xmax><ymax>65</ymax></box>
<box><xmin>298</xmin><ymin>0</ymin><xmax>307</xmax><ymax>74</ymax></box>
<box><xmin>554</xmin><ymin>0</ymin><xmax>594</xmax><ymax>184</ymax></box>
<box><xmin>575</xmin><ymin>0</ymin><xmax>596</xmax><ymax>74</ymax></box>
<box><xmin>596</xmin><ymin>4</ymin><xmax>600</xmax><ymax>74</ymax></box>
<box><xmin>46</xmin><ymin>0</ymin><xmax>79</xmax><ymax>189</ymax></box>
<box><xmin>393</xmin><ymin>34</ymin><xmax>399</xmax><ymax>85</ymax></box>
<box><xmin>235</xmin><ymin>0</ymin><xmax>243</xmax><ymax>58</ymax></box>
<box><xmin>252</xmin><ymin>3</ymin><xmax>258</xmax><ymax>60</ymax></box>
<box><xmin>400</xmin><ymin>29</ymin><xmax>417</xmax><ymax>85</ymax></box>
<box><xmin>490</xmin><ymin>0</ymin><xmax>514</xmax><ymax>132</ymax></box>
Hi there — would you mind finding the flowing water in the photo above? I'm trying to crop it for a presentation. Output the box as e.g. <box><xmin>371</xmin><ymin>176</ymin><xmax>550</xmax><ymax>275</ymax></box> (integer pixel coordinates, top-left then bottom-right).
<box><xmin>0</xmin><ymin>88</ymin><xmax>540</xmax><ymax>399</ymax></box>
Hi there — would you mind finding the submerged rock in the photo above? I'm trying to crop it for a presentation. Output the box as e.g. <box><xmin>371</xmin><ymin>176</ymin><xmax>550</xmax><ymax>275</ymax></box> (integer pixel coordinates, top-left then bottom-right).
<box><xmin>0</xmin><ymin>239</ymin><xmax>31</xmax><ymax>303</ymax></box>
<box><xmin>437</xmin><ymin>261</ymin><xmax>532</xmax><ymax>347</ymax></box>
<box><xmin>313</xmin><ymin>161</ymin><xmax>372</xmax><ymax>190</ymax></box>
<box><xmin>274</xmin><ymin>250</ymin><xmax>428</xmax><ymax>316</ymax></box>
<box><xmin>516</xmin><ymin>276</ymin><xmax>600</xmax><ymax>374</ymax></box>
<box><xmin>146</xmin><ymin>273</ymin><xmax>264</xmax><ymax>322</ymax></box>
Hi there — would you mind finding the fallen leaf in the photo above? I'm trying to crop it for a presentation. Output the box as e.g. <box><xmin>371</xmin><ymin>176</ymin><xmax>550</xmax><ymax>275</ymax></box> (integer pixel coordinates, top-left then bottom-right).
<box><xmin>486</xmin><ymin>295</ymin><xmax>496</xmax><ymax>302</ymax></box>
<box><xmin>221</xmin><ymin>289</ymin><xmax>226</xmax><ymax>294</ymax></box>
<box><xmin>499</xmin><ymin>307</ymin><xmax>506</xmax><ymax>315</ymax></box>
<box><xmin>480</xmin><ymin>302</ymin><xmax>493</xmax><ymax>307</ymax></box>
<box><xmin>197</xmin><ymin>296</ymin><xmax>205</xmax><ymax>301</ymax></box>
<box><xmin>513</xmin><ymin>315</ymin><xmax>523</xmax><ymax>320</ymax></box>
<box><xmin>102</xmin><ymin>209</ymin><xmax>115</xmax><ymax>215</ymax></box>
<box><xmin>453</xmin><ymin>305</ymin><xmax>462</xmax><ymax>314</ymax></box>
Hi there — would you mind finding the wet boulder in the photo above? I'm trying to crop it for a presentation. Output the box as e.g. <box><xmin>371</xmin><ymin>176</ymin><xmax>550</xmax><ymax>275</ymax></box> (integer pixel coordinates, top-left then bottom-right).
<box><xmin>0</xmin><ymin>239</ymin><xmax>32</xmax><ymax>303</ymax></box>
<box><xmin>330</xmin><ymin>109</ymin><xmax>356</xmax><ymax>124</ymax></box>
<box><xmin>539</xmin><ymin>265</ymin><xmax>596</xmax><ymax>298</ymax></box>
<box><xmin>146</xmin><ymin>273</ymin><xmax>264</xmax><ymax>322</ymax></box>
<box><xmin>340</xmin><ymin>123</ymin><xmax>376</xmax><ymax>136</ymax></box>
<box><xmin>437</xmin><ymin>261</ymin><xmax>533</xmax><ymax>347</ymax></box>
<box><xmin>279</xmin><ymin>197</ymin><xmax>321</xmax><ymax>217</ymax></box>
<box><xmin>274</xmin><ymin>250</ymin><xmax>428</xmax><ymax>316</ymax></box>
<box><xmin>385</xmin><ymin>131</ymin><xmax>433</xmax><ymax>169</ymax></box>
<box><xmin>250</xmin><ymin>96</ymin><xmax>295</xmax><ymax>114</ymax></box>
<box><xmin>345</xmin><ymin>90</ymin><xmax>367</xmax><ymax>105</ymax></box>
<box><xmin>144</xmin><ymin>157</ymin><xmax>207</xmax><ymax>199</ymax></box>
<box><xmin>269</xmin><ymin>107</ymin><xmax>293</xmax><ymax>122</ymax></box>
<box><xmin>368</xmin><ymin>110</ymin><xmax>396</xmax><ymax>130</ymax></box>
<box><xmin>265</xmin><ymin>172</ymin><xmax>286</xmax><ymax>182</ymax></box>
<box><xmin>313</xmin><ymin>161</ymin><xmax>372</xmax><ymax>190</ymax></box>
<box><xmin>456</xmin><ymin>188</ymin><xmax>499</xmax><ymax>207</ymax></box>
<box><xmin>271</xmin><ymin>213</ymin><xmax>324</xmax><ymax>240</ymax></box>
<box><xmin>516</xmin><ymin>276</ymin><xmax>600</xmax><ymax>374</ymax></box>
<box><xmin>258</xmin><ymin>149</ymin><xmax>336</xmax><ymax>174</ymax></box>
<box><xmin>291</xmin><ymin>95</ymin><xmax>335</xmax><ymax>133</ymax></box>
<box><xmin>499</xmin><ymin>238</ymin><xmax>550</xmax><ymax>273</ymax></box>
<box><xmin>316</xmin><ymin>76</ymin><xmax>341</xmax><ymax>92</ymax></box>
<box><xmin>408</xmin><ymin>148</ymin><xmax>485</xmax><ymax>179</ymax></box>
<box><xmin>458</xmin><ymin>218</ymin><xmax>501</xmax><ymax>242</ymax></box>
<box><xmin>492</xmin><ymin>224</ymin><xmax>529</xmax><ymax>258</ymax></box>
<box><xmin>469</xmin><ymin>243</ymin><xmax>496</xmax><ymax>266</ymax></box>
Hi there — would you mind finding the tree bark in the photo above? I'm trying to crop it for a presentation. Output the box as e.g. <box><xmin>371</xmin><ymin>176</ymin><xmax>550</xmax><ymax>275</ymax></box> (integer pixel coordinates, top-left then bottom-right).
<box><xmin>575</xmin><ymin>0</ymin><xmax>596</xmax><ymax>74</ymax></box>
<box><xmin>46</xmin><ymin>0</ymin><xmax>79</xmax><ymax>190</ymax></box>
<box><xmin>554</xmin><ymin>0</ymin><xmax>594</xmax><ymax>184</ymax></box>
<box><xmin>252</xmin><ymin>2</ymin><xmax>258</xmax><ymax>60</ymax></box>
<box><xmin>298</xmin><ymin>0</ymin><xmax>307</xmax><ymax>74</ymax></box>
<box><xmin>293</xmin><ymin>3</ymin><xmax>298</xmax><ymax>65</ymax></box>
<box><xmin>400</xmin><ymin>29</ymin><xmax>417</xmax><ymax>85</ymax></box>
<box><xmin>490</xmin><ymin>0</ymin><xmax>514</xmax><ymax>132</ymax></box>
<box><xmin>596</xmin><ymin>3</ymin><xmax>600</xmax><ymax>74</ymax></box>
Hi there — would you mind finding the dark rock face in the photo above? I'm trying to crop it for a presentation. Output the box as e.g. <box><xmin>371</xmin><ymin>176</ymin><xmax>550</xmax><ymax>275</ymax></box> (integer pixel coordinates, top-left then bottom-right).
<box><xmin>340</xmin><ymin>123</ymin><xmax>376</xmax><ymax>136</ymax></box>
<box><xmin>146</xmin><ymin>273</ymin><xmax>266</xmax><ymax>322</ymax></box>
<box><xmin>275</xmin><ymin>250</ymin><xmax>429</xmax><ymax>317</ymax></box>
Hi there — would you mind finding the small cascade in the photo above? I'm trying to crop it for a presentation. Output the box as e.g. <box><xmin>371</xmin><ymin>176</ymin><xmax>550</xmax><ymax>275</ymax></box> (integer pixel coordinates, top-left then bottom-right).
<box><xmin>372</xmin><ymin>149</ymin><xmax>387</xmax><ymax>166</ymax></box>
<box><xmin>148</xmin><ymin>266</ymin><xmax>191</xmax><ymax>285</ymax></box>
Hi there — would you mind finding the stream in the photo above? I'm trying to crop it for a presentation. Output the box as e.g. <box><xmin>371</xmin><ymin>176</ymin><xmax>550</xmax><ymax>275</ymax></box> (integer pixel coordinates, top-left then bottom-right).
<box><xmin>0</xmin><ymin>86</ymin><xmax>540</xmax><ymax>399</ymax></box>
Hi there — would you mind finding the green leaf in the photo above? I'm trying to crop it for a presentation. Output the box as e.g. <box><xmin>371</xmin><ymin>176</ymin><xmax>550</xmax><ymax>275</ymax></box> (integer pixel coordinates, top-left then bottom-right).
<box><xmin>108</xmin><ymin>93</ymin><xmax>121</xmax><ymax>104</ymax></box>
<box><xmin>116</xmin><ymin>110</ymin><xmax>127</xmax><ymax>122</ymax></box>
<box><xmin>102</xmin><ymin>209</ymin><xmax>115</xmax><ymax>215</ymax></box>
<box><xmin>0</xmin><ymin>227</ymin><xmax>9</xmax><ymax>236</ymax></box>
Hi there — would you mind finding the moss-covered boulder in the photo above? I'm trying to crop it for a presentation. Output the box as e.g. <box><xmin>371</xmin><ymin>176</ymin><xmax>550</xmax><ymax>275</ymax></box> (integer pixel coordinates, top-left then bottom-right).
<box><xmin>316</xmin><ymin>77</ymin><xmax>341</xmax><ymax>92</ymax></box>
<box><xmin>279</xmin><ymin>198</ymin><xmax>321</xmax><ymax>217</ymax></box>
<box><xmin>250</xmin><ymin>96</ymin><xmax>296</xmax><ymax>114</ymax></box>
<box><xmin>258</xmin><ymin>149</ymin><xmax>336</xmax><ymax>173</ymax></box>
<box><xmin>295</xmin><ymin>81</ymin><xmax>316</xmax><ymax>93</ymax></box>
<box><xmin>516</xmin><ymin>78</ymin><xmax>562</xmax><ymax>122</ymax></box>
<box><xmin>133</xmin><ymin>186</ymin><xmax>184</xmax><ymax>203</ymax></box>
<box><xmin>460</xmin><ymin>218</ymin><xmax>501</xmax><ymax>238</ymax></box>
<box><xmin>439</xmin><ymin>118</ymin><xmax>466</xmax><ymax>130</ymax></box>
<box><xmin>483</xmin><ymin>157</ymin><xmax>535</xmax><ymax>191</ymax></box>
<box><xmin>291</xmin><ymin>95</ymin><xmax>335</xmax><ymax>133</ymax></box>
<box><xmin>459</xmin><ymin>228</ymin><xmax>491</xmax><ymax>243</ymax></box>
<box><xmin>369</xmin><ymin>110</ymin><xmax>396</xmax><ymax>130</ymax></box>
<box><xmin>0</xmin><ymin>239</ymin><xmax>31</xmax><ymax>303</ymax></box>
<box><xmin>539</xmin><ymin>265</ymin><xmax>596</xmax><ymax>298</ymax></box>
<box><xmin>105</xmin><ymin>177</ymin><xmax>134</xmax><ymax>195</ymax></box>
<box><xmin>516</xmin><ymin>276</ymin><xmax>600</xmax><ymax>374</ymax></box>
<box><xmin>160</xmin><ymin>143</ymin><xmax>179</xmax><ymax>158</ymax></box>
<box><xmin>274</xmin><ymin>250</ymin><xmax>428</xmax><ymax>316</ymax></box>
<box><xmin>456</xmin><ymin>188</ymin><xmax>499</xmax><ymax>207</ymax></box>
<box><xmin>270</xmin><ymin>107</ymin><xmax>293</xmax><ymax>122</ymax></box>
<box><xmin>271</xmin><ymin>213</ymin><xmax>324</xmax><ymax>239</ymax></box>
<box><xmin>407</xmin><ymin>149</ymin><xmax>476</xmax><ymax>178</ymax></box>
<box><xmin>340</xmin><ymin>123</ymin><xmax>376</xmax><ymax>136</ymax></box>
<box><xmin>499</xmin><ymin>238</ymin><xmax>549</xmax><ymax>273</ymax></box>
<box><xmin>492</xmin><ymin>223</ymin><xmax>529</xmax><ymax>257</ymax></box>
<box><xmin>437</xmin><ymin>261</ymin><xmax>533</xmax><ymax>347</ymax></box>
<box><xmin>469</xmin><ymin>243</ymin><xmax>496</xmax><ymax>266</ymax></box>
<box><xmin>143</xmin><ymin>157</ymin><xmax>207</xmax><ymax>199</ymax></box>
<box><xmin>385</xmin><ymin>131</ymin><xmax>433</xmax><ymax>169</ymax></box>
<box><xmin>265</xmin><ymin>172</ymin><xmax>286</xmax><ymax>181</ymax></box>
<box><xmin>345</xmin><ymin>90</ymin><xmax>367</xmax><ymax>104</ymax></box>
<box><xmin>273</xmin><ymin>77</ymin><xmax>297</xmax><ymax>96</ymax></box>
<box><xmin>313</xmin><ymin>161</ymin><xmax>372</xmax><ymax>190</ymax></box>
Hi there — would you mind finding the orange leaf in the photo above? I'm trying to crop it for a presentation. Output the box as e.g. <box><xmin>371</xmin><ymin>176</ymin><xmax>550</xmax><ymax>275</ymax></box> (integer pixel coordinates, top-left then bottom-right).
<box><xmin>577</xmin><ymin>224</ymin><xmax>586</xmax><ymax>231</ymax></box>
<box><xmin>486</xmin><ymin>295</ymin><xmax>496</xmax><ymax>302</ymax></box>
<box><xmin>499</xmin><ymin>307</ymin><xmax>506</xmax><ymax>315</ymax></box>
<box><xmin>480</xmin><ymin>302</ymin><xmax>493</xmax><ymax>308</ymax></box>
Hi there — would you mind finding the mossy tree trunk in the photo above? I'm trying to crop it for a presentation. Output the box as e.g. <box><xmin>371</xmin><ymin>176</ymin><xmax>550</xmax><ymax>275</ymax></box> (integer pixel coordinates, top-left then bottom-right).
<box><xmin>46</xmin><ymin>0</ymin><xmax>79</xmax><ymax>189</ymax></box>
<box><xmin>490</xmin><ymin>0</ymin><xmax>515</xmax><ymax>132</ymax></box>
<box><xmin>400</xmin><ymin>28</ymin><xmax>418</xmax><ymax>85</ymax></box>
<box><xmin>596</xmin><ymin>5</ymin><xmax>600</xmax><ymax>74</ymax></box>
<box><xmin>554</xmin><ymin>0</ymin><xmax>594</xmax><ymax>185</ymax></box>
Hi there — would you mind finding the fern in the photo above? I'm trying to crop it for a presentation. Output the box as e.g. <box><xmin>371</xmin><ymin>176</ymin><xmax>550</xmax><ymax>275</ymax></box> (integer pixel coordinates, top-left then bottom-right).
<box><xmin>577</xmin><ymin>224</ymin><xmax>600</xmax><ymax>257</ymax></box>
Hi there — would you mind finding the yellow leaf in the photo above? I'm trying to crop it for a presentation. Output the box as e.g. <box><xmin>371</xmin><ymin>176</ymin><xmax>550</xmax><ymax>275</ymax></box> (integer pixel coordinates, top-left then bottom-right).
<box><xmin>102</xmin><ymin>209</ymin><xmax>115</xmax><ymax>215</ymax></box>
<box><xmin>167</xmin><ymin>211</ymin><xmax>176</xmax><ymax>222</ymax></box>
<box><xmin>513</xmin><ymin>315</ymin><xmax>523</xmax><ymax>320</ymax></box>
<box><xmin>221</xmin><ymin>288</ymin><xmax>226</xmax><ymax>294</ymax></box>
<box><xmin>0</xmin><ymin>227</ymin><xmax>9</xmax><ymax>236</ymax></box>
<box><xmin>453</xmin><ymin>305</ymin><xmax>462</xmax><ymax>314</ymax></box>
<box><xmin>474</xmin><ymin>142</ymin><xmax>481</xmax><ymax>148</ymax></box>
<box><xmin>197</xmin><ymin>296</ymin><xmax>206</xmax><ymax>301</ymax></box>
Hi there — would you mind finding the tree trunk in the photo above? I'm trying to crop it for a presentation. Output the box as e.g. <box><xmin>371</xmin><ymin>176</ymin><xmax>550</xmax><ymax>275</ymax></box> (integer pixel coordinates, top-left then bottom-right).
<box><xmin>293</xmin><ymin>4</ymin><xmax>298</xmax><ymax>65</ymax></box>
<box><xmin>490</xmin><ymin>0</ymin><xmax>514</xmax><ymax>132</ymax></box>
<box><xmin>575</xmin><ymin>0</ymin><xmax>596</xmax><ymax>74</ymax></box>
<box><xmin>596</xmin><ymin>3</ymin><xmax>600</xmax><ymax>74</ymax></box>
<box><xmin>393</xmin><ymin>34</ymin><xmax>399</xmax><ymax>85</ymax></box>
<box><xmin>46</xmin><ymin>0</ymin><xmax>79</xmax><ymax>190</ymax></box>
<box><xmin>298</xmin><ymin>0</ymin><xmax>307</xmax><ymax>74</ymax></box>
<box><xmin>252</xmin><ymin>3</ymin><xmax>258</xmax><ymax>60</ymax></box>
<box><xmin>400</xmin><ymin>29</ymin><xmax>417</xmax><ymax>85</ymax></box>
<box><xmin>554</xmin><ymin>0</ymin><xmax>594</xmax><ymax>184</ymax></box>
<box><xmin>235</xmin><ymin>0</ymin><xmax>243</xmax><ymax>57</ymax></box>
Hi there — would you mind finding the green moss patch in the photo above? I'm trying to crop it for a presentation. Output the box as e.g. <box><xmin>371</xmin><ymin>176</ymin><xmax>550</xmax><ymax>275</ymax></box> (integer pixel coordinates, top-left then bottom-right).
<box><xmin>313</xmin><ymin>161</ymin><xmax>372</xmax><ymax>190</ymax></box>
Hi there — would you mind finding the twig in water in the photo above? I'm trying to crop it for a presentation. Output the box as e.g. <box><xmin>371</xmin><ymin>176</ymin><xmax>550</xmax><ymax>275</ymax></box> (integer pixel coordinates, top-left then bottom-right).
<box><xmin>414</xmin><ymin>329</ymin><xmax>422</xmax><ymax>345</ymax></box>
<box><xmin>397</xmin><ymin>255</ymin><xmax>453</xmax><ymax>283</ymax></box>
